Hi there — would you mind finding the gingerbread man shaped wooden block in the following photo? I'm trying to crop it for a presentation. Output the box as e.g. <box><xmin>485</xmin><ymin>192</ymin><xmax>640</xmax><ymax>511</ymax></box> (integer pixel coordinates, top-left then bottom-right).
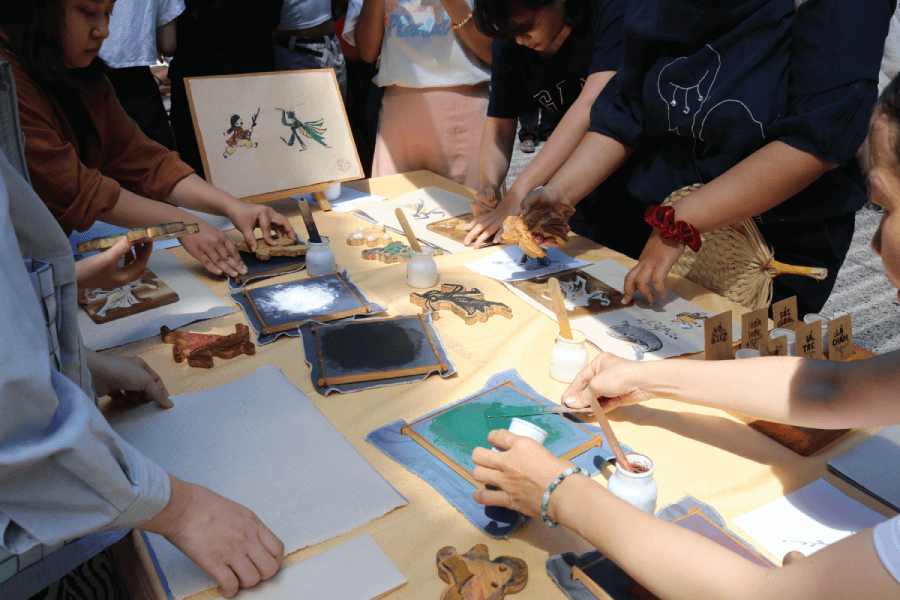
<box><xmin>436</xmin><ymin>545</ymin><xmax>527</xmax><ymax>600</ymax></box>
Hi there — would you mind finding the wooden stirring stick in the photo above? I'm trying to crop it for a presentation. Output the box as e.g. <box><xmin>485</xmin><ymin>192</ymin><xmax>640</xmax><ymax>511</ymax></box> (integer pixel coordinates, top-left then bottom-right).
<box><xmin>548</xmin><ymin>277</ymin><xmax>573</xmax><ymax>340</ymax></box>
<box><xmin>587</xmin><ymin>394</ymin><xmax>635</xmax><ymax>473</ymax></box>
<box><xmin>394</xmin><ymin>208</ymin><xmax>423</xmax><ymax>253</ymax></box>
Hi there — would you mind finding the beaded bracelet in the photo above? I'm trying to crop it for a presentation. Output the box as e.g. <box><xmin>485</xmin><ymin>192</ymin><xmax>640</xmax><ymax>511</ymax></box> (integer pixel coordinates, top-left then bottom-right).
<box><xmin>644</xmin><ymin>206</ymin><xmax>702</xmax><ymax>252</ymax></box>
<box><xmin>452</xmin><ymin>10</ymin><xmax>474</xmax><ymax>31</ymax></box>
<box><xmin>541</xmin><ymin>466</ymin><xmax>589</xmax><ymax>528</ymax></box>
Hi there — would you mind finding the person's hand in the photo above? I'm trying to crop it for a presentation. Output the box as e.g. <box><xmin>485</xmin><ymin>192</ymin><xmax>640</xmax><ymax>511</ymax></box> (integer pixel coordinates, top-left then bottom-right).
<box><xmin>621</xmin><ymin>230</ymin><xmax>686</xmax><ymax>304</ymax></box>
<box><xmin>463</xmin><ymin>188</ymin><xmax>522</xmax><ymax>248</ymax></box>
<box><xmin>179</xmin><ymin>219</ymin><xmax>247</xmax><ymax>278</ymax></box>
<box><xmin>472</xmin><ymin>183</ymin><xmax>503</xmax><ymax>216</ymax></box>
<box><xmin>76</xmin><ymin>240</ymin><xmax>151</xmax><ymax>289</ymax></box>
<box><xmin>471</xmin><ymin>430</ymin><xmax>575</xmax><ymax>518</ymax></box>
<box><xmin>225</xmin><ymin>201</ymin><xmax>296</xmax><ymax>253</ymax></box>
<box><xmin>140</xmin><ymin>476</ymin><xmax>284</xmax><ymax>598</ymax></box>
<box><xmin>561</xmin><ymin>352</ymin><xmax>651</xmax><ymax>413</ymax></box>
<box><xmin>87</xmin><ymin>351</ymin><xmax>172</xmax><ymax>409</ymax></box>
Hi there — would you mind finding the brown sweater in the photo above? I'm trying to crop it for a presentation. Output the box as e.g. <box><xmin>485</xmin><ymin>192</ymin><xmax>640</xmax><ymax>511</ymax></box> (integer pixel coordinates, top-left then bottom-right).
<box><xmin>0</xmin><ymin>46</ymin><xmax>195</xmax><ymax>234</ymax></box>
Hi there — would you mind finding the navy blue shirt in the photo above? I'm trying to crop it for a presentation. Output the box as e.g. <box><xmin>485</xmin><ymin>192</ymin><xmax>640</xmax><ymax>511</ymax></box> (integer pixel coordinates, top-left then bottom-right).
<box><xmin>487</xmin><ymin>0</ymin><xmax>627</xmax><ymax>119</ymax></box>
<box><xmin>589</xmin><ymin>0</ymin><xmax>895</xmax><ymax>223</ymax></box>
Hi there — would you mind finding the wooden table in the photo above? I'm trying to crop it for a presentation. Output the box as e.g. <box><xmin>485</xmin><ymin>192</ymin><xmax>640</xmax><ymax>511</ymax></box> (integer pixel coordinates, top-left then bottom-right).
<box><xmin>109</xmin><ymin>171</ymin><xmax>896</xmax><ymax>600</ymax></box>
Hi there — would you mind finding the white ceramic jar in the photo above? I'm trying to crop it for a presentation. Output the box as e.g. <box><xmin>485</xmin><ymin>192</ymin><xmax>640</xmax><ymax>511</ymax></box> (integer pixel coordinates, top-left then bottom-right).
<box><xmin>735</xmin><ymin>348</ymin><xmax>760</xmax><ymax>359</ymax></box>
<box><xmin>324</xmin><ymin>182</ymin><xmax>342</xmax><ymax>201</ymax></box>
<box><xmin>305</xmin><ymin>237</ymin><xmax>336</xmax><ymax>276</ymax></box>
<box><xmin>770</xmin><ymin>328</ymin><xmax>796</xmax><ymax>356</ymax></box>
<box><xmin>803</xmin><ymin>313</ymin><xmax>831</xmax><ymax>351</ymax></box>
<box><xmin>406</xmin><ymin>247</ymin><xmax>438</xmax><ymax>288</ymax></box>
<box><xmin>549</xmin><ymin>330</ymin><xmax>590</xmax><ymax>383</ymax></box>
<box><xmin>492</xmin><ymin>417</ymin><xmax>548</xmax><ymax>451</ymax></box>
<box><xmin>607</xmin><ymin>453</ymin><xmax>657</xmax><ymax>514</ymax></box>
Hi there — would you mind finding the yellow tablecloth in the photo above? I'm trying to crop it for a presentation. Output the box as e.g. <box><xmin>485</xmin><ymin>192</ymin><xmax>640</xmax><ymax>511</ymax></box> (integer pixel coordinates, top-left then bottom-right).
<box><xmin>108</xmin><ymin>171</ymin><xmax>896</xmax><ymax>600</ymax></box>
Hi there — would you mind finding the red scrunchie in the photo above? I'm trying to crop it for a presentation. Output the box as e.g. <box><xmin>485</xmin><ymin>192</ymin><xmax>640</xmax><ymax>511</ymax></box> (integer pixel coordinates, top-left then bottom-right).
<box><xmin>644</xmin><ymin>206</ymin><xmax>702</xmax><ymax>252</ymax></box>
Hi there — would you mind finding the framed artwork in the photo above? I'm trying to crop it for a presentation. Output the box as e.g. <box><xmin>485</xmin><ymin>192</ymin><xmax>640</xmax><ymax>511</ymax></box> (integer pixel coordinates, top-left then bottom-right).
<box><xmin>78</xmin><ymin>269</ymin><xmax>179</xmax><ymax>324</ymax></box>
<box><xmin>241</xmin><ymin>272</ymin><xmax>371</xmax><ymax>335</ymax></box>
<box><xmin>510</xmin><ymin>268</ymin><xmax>625</xmax><ymax>319</ymax></box>
<box><xmin>313</xmin><ymin>315</ymin><xmax>448</xmax><ymax>386</ymax></box>
<box><xmin>402</xmin><ymin>382</ymin><xmax>604</xmax><ymax>488</ymax></box>
<box><xmin>186</xmin><ymin>70</ymin><xmax>363</xmax><ymax>203</ymax></box>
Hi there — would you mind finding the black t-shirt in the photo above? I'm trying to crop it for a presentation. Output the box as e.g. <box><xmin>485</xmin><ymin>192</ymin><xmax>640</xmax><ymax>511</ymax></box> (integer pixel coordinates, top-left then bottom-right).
<box><xmin>487</xmin><ymin>0</ymin><xmax>626</xmax><ymax>119</ymax></box>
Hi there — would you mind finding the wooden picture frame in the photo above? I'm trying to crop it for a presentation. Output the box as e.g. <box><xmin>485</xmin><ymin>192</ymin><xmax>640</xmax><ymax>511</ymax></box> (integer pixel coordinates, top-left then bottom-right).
<box><xmin>185</xmin><ymin>69</ymin><xmax>363</xmax><ymax>204</ymax></box>
<box><xmin>401</xmin><ymin>382</ymin><xmax>604</xmax><ymax>488</ymax></box>
<box><xmin>242</xmin><ymin>272</ymin><xmax>370</xmax><ymax>335</ymax></box>
<box><xmin>313</xmin><ymin>314</ymin><xmax>448</xmax><ymax>387</ymax></box>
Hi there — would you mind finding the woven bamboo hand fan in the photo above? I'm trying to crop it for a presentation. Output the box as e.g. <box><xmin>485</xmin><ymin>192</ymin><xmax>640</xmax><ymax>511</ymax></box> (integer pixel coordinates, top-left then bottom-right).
<box><xmin>662</xmin><ymin>184</ymin><xmax>827</xmax><ymax>310</ymax></box>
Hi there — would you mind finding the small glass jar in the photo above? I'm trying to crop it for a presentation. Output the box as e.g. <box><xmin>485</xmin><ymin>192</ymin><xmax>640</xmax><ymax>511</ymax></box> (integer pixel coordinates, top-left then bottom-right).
<box><xmin>607</xmin><ymin>453</ymin><xmax>657</xmax><ymax>514</ymax></box>
<box><xmin>305</xmin><ymin>236</ymin><xmax>336</xmax><ymax>276</ymax></box>
<box><xmin>406</xmin><ymin>247</ymin><xmax>438</xmax><ymax>288</ymax></box>
<box><xmin>549</xmin><ymin>329</ymin><xmax>590</xmax><ymax>383</ymax></box>
<box><xmin>735</xmin><ymin>348</ymin><xmax>760</xmax><ymax>359</ymax></box>
<box><xmin>803</xmin><ymin>313</ymin><xmax>831</xmax><ymax>352</ymax></box>
<box><xmin>324</xmin><ymin>182</ymin><xmax>342</xmax><ymax>201</ymax></box>
<box><xmin>770</xmin><ymin>327</ymin><xmax>796</xmax><ymax>356</ymax></box>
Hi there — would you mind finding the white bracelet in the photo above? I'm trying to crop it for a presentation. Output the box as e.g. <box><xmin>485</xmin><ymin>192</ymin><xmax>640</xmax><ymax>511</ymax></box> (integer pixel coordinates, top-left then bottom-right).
<box><xmin>452</xmin><ymin>10</ymin><xmax>473</xmax><ymax>31</ymax></box>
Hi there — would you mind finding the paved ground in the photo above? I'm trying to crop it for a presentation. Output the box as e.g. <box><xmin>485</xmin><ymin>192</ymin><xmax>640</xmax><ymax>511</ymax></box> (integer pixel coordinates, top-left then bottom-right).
<box><xmin>505</xmin><ymin>140</ymin><xmax>900</xmax><ymax>354</ymax></box>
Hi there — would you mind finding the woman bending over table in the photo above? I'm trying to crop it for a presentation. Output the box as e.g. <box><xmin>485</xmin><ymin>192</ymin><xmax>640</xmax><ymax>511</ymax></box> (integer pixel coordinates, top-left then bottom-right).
<box><xmin>486</xmin><ymin>0</ymin><xmax>893</xmax><ymax>316</ymax></box>
<box><xmin>0</xmin><ymin>0</ymin><xmax>295</xmax><ymax>284</ymax></box>
<box><xmin>462</xmin><ymin>0</ymin><xmax>626</xmax><ymax>249</ymax></box>
<box><xmin>470</xmin><ymin>73</ymin><xmax>900</xmax><ymax>599</ymax></box>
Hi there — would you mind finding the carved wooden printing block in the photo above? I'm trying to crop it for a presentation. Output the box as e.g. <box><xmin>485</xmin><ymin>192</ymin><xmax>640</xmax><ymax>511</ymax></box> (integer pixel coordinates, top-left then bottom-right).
<box><xmin>346</xmin><ymin>224</ymin><xmax>392</xmax><ymax>246</ymax></box>
<box><xmin>410</xmin><ymin>284</ymin><xmax>512</xmax><ymax>324</ymax></box>
<box><xmin>362</xmin><ymin>241</ymin><xmax>443</xmax><ymax>263</ymax></box>
<box><xmin>436</xmin><ymin>544</ymin><xmax>527</xmax><ymax>600</ymax></box>
<box><xmin>234</xmin><ymin>236</ymin><xmax>307</xmax><ymax>260</ymax></box>
<box><xmin>160</xmin><ymin>324</ymin><xmax>255</xmax><ymax>368</ymax></box>
<box><xmin>499</xmin><ymin>203</ymin><xmax>575</xmax><ymax>258</ymax></box>
<box><xmin>75</xmin><ymin>221</ymin><xmax>199</xmax><ymax>253</ymax></box>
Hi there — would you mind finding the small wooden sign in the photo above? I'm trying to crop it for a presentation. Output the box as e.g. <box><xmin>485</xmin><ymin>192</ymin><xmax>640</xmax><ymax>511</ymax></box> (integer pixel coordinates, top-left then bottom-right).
<box><xmin>795</xmin><ymin>320</ymin><xmax>823</xmax><ymax>359</ymax></box>
<box><xmin>741</xmin><ymin>307</ymin><xmax>769</xmax><ymax>350</ymax></box>
<box><xmin>704</xmin><ymin>311</ymin><xmax>733</xmax><ymax>361</ymax></box>
<box><xmin>827</xmin><ymin>314</ymin><xmax>854</xmax><ymax>361</ymax></box>
<box><xmin>759</xmin><ymin>336</ymin><xmax>788</xmax><ymax>357</ymax></box>
<box><xmin>772</xmin><ymin>296</ymin><xmax>799</xmax><ymax>330</ymax></box>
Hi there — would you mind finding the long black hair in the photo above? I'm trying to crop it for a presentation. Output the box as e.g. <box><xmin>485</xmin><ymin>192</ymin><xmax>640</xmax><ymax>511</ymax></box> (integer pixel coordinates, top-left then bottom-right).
<box><xmin>474</xmin><ymin>0</ymin><xmax>587</xmax><ymax>40</ymax></box>
<box><xmin>0</xmin><ymin>0</ymin><xmax>109</xmax><ymax>156</ymax></box>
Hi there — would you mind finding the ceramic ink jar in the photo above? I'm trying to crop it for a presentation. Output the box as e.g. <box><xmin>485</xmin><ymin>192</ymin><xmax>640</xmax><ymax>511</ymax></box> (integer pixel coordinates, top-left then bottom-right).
<box><xmin>406</xmin><ymin>247</ymin><xmax>438</xmax><ymax>288</ymax></box>
<box><xmin>607</xmin><ymin>452</ymin><xmax>657</xmax><ymax>514</ymax></box>
<box><xmin>305</xmin><ymin>236</ymin><xmax>336</xmax><ymax>276</ymax></box>
<box><xmin>549</xmin><ymin>329</ymin><xmax>590</xmax><ymax>383</ymax></box>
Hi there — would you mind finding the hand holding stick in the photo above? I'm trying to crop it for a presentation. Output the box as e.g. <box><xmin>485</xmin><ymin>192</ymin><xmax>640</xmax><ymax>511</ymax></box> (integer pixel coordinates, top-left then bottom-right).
<box><xmin>548</xmin><ymin>277</ymin><xmax>573</xmax><ymax>340</ymax></box>
<box><xmin>587</xmin><ymin>394</ymin><xmax>635</xmax><ymax>473</ymax></box>
<box><xmin>395</xmin><ymin>208</ymin><xmax>423</xmax><ymax>253</ymax></box>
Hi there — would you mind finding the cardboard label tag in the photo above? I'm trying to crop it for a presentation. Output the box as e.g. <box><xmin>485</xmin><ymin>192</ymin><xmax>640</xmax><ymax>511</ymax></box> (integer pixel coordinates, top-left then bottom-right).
<box><xmin>741</xmin><ymin>307</ymin><xmax>769</xmax><ymax>350</ymax></box>
<box><xmin>759</xmin><ymin>336</ymin><xmax>788</xmax><ymax>357</ymax></box>
<box><xmin>704</xmin><ymin>311</ymin><xmax>733</xmax><ymax>361</ymax></box>
<box><xmin>828</xmin><ymin>314</ymin><xmax>854</xmax><ymax>361</ymax></box>
<box><xmin>772</xmin><ymin>297</ymin><xmax>798</xmax><ymax>330</ymax></box>
<box><xmin>795</xmin><ymin>320</ymin><xmax>823</xmax><ymax>359</ymax></box>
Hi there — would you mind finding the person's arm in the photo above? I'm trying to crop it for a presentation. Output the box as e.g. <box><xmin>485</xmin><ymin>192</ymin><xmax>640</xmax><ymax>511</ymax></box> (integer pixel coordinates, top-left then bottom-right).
<box><xmin>156</xmin><ymin>19</ymin><xmax>177</xmax><ymax>57</ymax></box>
<box><xmin>471</xmin><ymin>432</ymin><xmax>899</xmax><ymax>600</ymax></box>
<box><xmin>437</xmin><ymin>0</ymin><xmax>492</xmax><ymax>64</ymax></box>
<box><xmin>561</xmin><ymin>350</ymin><xmax>900</xmax><ymax>430</ymax></box>
<box><xmin>355</xmin><ymin>0</ymin><xmax>386</xmax><ymax>63</ymax></box>
<box><xmin>464</xmin><ymin>71</ymin><xmax>617</xmax><ymax>247</ymax></box>
<box><xmin>473</xmin><ymin>116</ymin><xmax>517</xmax><ymax>214</ymax></box>
<box><xmin>621</xmin><ymin>141</ymin><xmax>837</xmax><ymax>303</ymax></box>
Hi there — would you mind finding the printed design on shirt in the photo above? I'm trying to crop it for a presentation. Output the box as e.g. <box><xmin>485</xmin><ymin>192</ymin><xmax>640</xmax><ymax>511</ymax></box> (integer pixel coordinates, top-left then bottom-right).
<box><xmin>384</xmin><ymin>0</ymin><xmax>452</xmax><ymax>39</ymax></box>
<box><xmin>656</xmin><ymin>44</ymin><xmax>765</xmax><ymax>151</ymax></box>
<box><xmin>277</xmin><ymin>104</ymin><xmax>331</xmax><ymax>151</ymax></box>
<box><xmin>222</xmin><ymin>109</ymin><xmax>259</xmax><ymax>159</ymax></box>
<box><xmin>533</xmin><ymin>78</ymin><xmax>586</xmax><ymax>113</ymax></box>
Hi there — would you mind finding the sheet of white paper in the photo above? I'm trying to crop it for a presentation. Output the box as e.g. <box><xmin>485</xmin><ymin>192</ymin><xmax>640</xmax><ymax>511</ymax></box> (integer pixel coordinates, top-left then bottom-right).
<box><xmin>305</xmin><ymin>186</ymin><xmax>386</xmax><ymax>213</ymax></box>
<box><xmin>352</xmin><ymin>186</ymin><xmax>474</xmax><ymax>252</ymax></box>
<box><xmin>504</xmin><ymin>259</ymin><xmax>742</xmax><ymax>360</ymax></box>
<box><xmin>110</xmin><ymin>366</ymin><xmax>407</xmax><ymax>600</ymax></box>
<box><xmin>68</xmin><ymin>210</ymin><xmax>235</xmax><ymax>255</ymax></box>
<box><xmin>231</xmin><ymin>535</ymin><xmax>406</xmax><ymax>600</ymax></box>
<box><xmin>77</xmin><ymin>250</ymin><xmax>234</xmax><ymax>350</ymax></box>
<box><xmin>732</xmin><ymin>479</ymin><xmax>887</xmax><ymax>559</ymax></box>
<box><xmin>465</xmin><ymin>246</ymin><xmax>591</xmax><ymax>281</ymax></box>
